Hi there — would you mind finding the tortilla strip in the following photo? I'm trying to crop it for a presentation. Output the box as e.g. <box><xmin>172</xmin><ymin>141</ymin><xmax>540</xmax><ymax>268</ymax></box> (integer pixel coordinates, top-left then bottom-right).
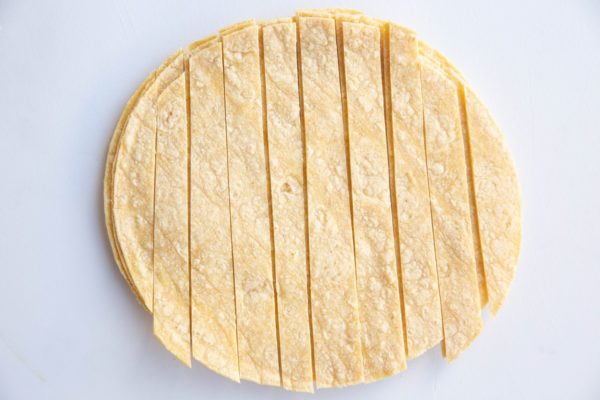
<box><xmin>463</xmin><ymin>88</ymin><xmax>521</xmax><ymax>315</ymax></box>
<box><xmin>109</xmin><ymin>52</ymin><xmax>184</xmax><ymax>309</ymax></box>
<box><xmin>104</xmin><ymin>70</ymin><xmax>156</xmax><ymax>304</ymax></box>
<box><xmin>188</xmin><ymin>39</ymin><xmax>240</xmax><ymax>381</ymax></box>
<box><xmin>418</xmin><ymin>43</ymin><xmax>522</xmax><ymax>315</ymax></box>
<box><xmin>262</xmin><ymin>20</ymin><xmax>313</xmax><ymax>392</ymax></box>
<box><xmin>298</xmin><ymin>15</ymin><xmax>364</xmax><ymax>387</ymax></box>
<box><xmin>417</xmin><ymin>42</ymin><xmax>488</xmax><ymax>307</ymax></box>
<box><xmin>153</xmin><ymin>72</ymin><xmax>191</xmax><ymax>366</ymax></box>
<box><xmin>221</xmin><ymin>22</ymin><xmax>280</xmax><ymax>386</ymax></box>
<box><xmin>420</xmin><ymin>61</ymin><xmax>482</xmax><ymax>361</ymax></box>
<box><xmin>386</xmin><ymin>24</ymin><xmax>443</xmax><ymax>359</ymax></box>
<box><xmin>341</xmin><ymin>20</ymin><xmax>406</xmax><ymax>381</ymax></box>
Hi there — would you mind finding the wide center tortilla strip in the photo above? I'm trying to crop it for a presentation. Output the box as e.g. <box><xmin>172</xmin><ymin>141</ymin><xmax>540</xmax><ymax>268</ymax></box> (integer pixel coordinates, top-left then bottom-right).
<box><xmin>188</xmin><ymin>38</ymin><xmax>240</xmax><ymax>382</ymax></box>
<box><xmin>420</xmin><ymin>61</ymin><xmax>483</xmax><ymax>361</ymax></box>
<box><xmin>262</xmin><ymin>20</ymin><xmax>314</xmax><ymax>392</ymax></box>
<box><xmin>153</xmin><ymin>72</ymin><xmax>191</xmax><ymax>367</ymax></box>
<box><xmin>298</xmin><ymin>14</ymin><xmax>364</xmax><ymax>388</ymax></box>
<box><xmin>104</xmin><ymin>50</ymin><xmax>184</xmax><ymax>309</ymax></box>
<box><xmin>221</xmin><ymin>22</ymin><xmax>280</xmax><ymax>386</ymax></box>
<box><xmin>341</xmin><ymin>20</ymin><xmax>407</xmax><ymax>381</ymax></box>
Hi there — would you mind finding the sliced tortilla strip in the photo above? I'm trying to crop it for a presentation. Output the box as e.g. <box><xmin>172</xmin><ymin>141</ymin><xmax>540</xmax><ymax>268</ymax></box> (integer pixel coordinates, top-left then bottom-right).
<box><xmin>221</xmin><ymin>22</ymin><xmax>280</xmax><ymax>386</ymax></box>
<box><xmin>188</xmin><ymin>39</ymin><xmax>240</xmax><ymax>381</ymax></box>
<box><xmin>262</xmin><ymin>20</ymin><xmax>313</xmax><ymax>392</ymax></box>
<box><xmin>386</xmin><ymin>24</ymin><xmax>443</xmax><ymax>359</ymax></box>
<box><xmin>418</xmin><ymin>43</ymin><xmax>522</xmax><ymax>315</ymax></box>
<box><xmin>104</xmin><ymin>70</ymin><xmax>156</xmax><ymax>304</ymax></box>
<box><xmin>418</xmin><ymin>42</ymin><xmax>488</xmax><ymax>307</ymax></box>
<box><xmin>341</xmin><ymin>20</ymin><xmax>406</xmax><ymax>381</ymax></box>
<box><xmin>463</xmin><ymin>88</ymin><xmax>521</xmax><ymax>315</ymax></box>
<box><xmin>153</xmin><ymin>71</ymin><xmax>191</xmax><ymax>366</ymax></box>
<box><xmin>109</xmin><ymin>52</ymin><xmax>184</xmax><ymax>309</ymax></box>
<box><xmin>298</xmin><ymin>15</ymin><xmax>364</xmax><ymax>387</ymax></box>
<box><xmin>420</xmin><ymin>61</ymin><xmax>483</xmax><ymax>361</ymax></box>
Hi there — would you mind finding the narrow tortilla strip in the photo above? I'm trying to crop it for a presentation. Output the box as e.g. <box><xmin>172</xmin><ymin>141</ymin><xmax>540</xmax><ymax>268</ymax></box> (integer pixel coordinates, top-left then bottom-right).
<box><xmin>153</xmin><ymin>72</ymin><xmax>191</xmax><ymax>366</ymax></box>
<box><xmin>387</xmin><ymin>24</ymin><xmax>443</xmax><ymax>359</ymax></box>
<box><xmin>341</xmin><ymin>21</ymin><xmax>406</xmax><ymax>381</ymax></box>
<box><xmin>298</xmin><ymin>15</ymin><xmax>364</xmax><ymax>387</ymax></box>
<box><xmin>262</xmin><ymin>21</ymin><xmax>313</xmax><ymax>392</ymax></box>
<box><xmin>464</xmin><ymin>88</ymin><xmax>521</xmax><ymax>315</ymax></box>
<box><xmin>221</xmin><ymin>23</ymin><xmax>280</xmax><ymax>386</ymax></box>
<box><xmin>188</xmin><ymin>40</ymin><xmax>240</xmax><ymax>381</ymax></box>
<box><xmin>110</xmin><ymin>52</ymin><xmax>184</xmax><ymax>309</ymax></box>
<box><xmin>420</xmin><ymin>62</ymin><xmax>482</xmax><ymax>361</ymax></box>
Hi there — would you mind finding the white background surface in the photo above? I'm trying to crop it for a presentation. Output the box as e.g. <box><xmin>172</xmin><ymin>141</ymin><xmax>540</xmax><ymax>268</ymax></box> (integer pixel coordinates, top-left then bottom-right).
<box><xmin>1</xmin><ymin>0</ymin><xmax>599</xmax><ymax>399</ymax></box>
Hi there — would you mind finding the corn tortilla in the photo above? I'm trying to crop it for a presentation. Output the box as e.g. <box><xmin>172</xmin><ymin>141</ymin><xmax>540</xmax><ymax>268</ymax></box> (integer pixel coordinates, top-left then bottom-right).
<box><xmin>104</xmin><ymin>9</ymin><xmax>522</xmax><ymax>390</ymax></box>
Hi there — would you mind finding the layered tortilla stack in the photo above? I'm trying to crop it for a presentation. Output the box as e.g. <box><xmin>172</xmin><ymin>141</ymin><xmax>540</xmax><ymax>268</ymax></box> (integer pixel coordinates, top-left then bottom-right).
<box><xmin>104</xmin><ymin>9</ymin><xmax>521</xmax><ymax>391</ymax></box>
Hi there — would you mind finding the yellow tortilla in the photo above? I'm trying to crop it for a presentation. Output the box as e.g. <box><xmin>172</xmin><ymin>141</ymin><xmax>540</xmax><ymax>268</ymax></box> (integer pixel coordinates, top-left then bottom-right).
<box><xmin>221</xmin><ymin>22</ymin><xmax>280</xmax><ymax>386</ymax></box>
<box><xmin>341</xmin><ymin>20</ymin><xmax>406</xmax><ymax>381</ymax></box>
<box><xmin>105</xmin><ymin>9</ymin><xmax>522</xmax><ymax>390</ymax></box>
<box><xmin>420</xmin><ymin>61</ymin><xmax>483</xmax><ymax>361</ymax></box>
<box><xmin>262</xmin><ymin>20</ymin><xmax>313</xmax><ymax>392</ymax></box>
<box><xmin>298</xmin><ymin>14</ymin><xmax>364</xmax><ymax>388</ymax></box>
<box><xmin>386</xmin><ymin>24</ymin><xmax>443</xmax><ymax>359</ymax></box>
<box><xmin>153</xmin><ymin>71</ymin><xmax>191</xmax><ymax>366</ymax></box>
<box><xmin>188</xmin><ymin>39</ymin><xmax>240</xmax><ymax>381</ymax></box>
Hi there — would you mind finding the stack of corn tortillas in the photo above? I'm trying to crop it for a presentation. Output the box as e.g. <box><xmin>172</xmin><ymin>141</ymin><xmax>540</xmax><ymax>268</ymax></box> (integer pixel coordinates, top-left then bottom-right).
<box><xmin>104</xmin><ymin>9</ymin><xmax>521</xmax><ymax>392</ymax></box>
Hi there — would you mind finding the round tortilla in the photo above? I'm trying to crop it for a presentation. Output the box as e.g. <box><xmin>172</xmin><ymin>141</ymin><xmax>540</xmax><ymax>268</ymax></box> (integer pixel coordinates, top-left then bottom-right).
<box><xmin>103</xmin><ymin>10</ymin><xmax>522</xmax><ymax>390</ymax></box>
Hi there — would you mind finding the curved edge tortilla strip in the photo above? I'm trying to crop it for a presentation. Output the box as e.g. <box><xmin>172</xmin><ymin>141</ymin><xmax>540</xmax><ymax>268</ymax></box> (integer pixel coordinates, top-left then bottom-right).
<box><xmin>464</xmin><ymin>88</ymin><xmax>522</xmax><ymax>315</ymax></box>
<box><xmin>387</xmin><ymin>23</ymin><xmax>443</xmax><ymax>359</ymax></box>
<box><xmin>153</xmin><ymin>71</ymin><xmax>191</xmax><ymax>367</ymax></box>
<box><xmin>104</xmin><ymin>72</ymin><xmax>154</xmax><ymax>305</ymax></box>
<box><xmin>105</xmin><ymin>50</ymin><xmax>184</xmax><ymax>308</ymax></box>
<box><xmin>188</xmin><ymin>40</ymin><xmax>240</xmax><ymax>382</ymax></box>
<box><xmin>262</xmin><ymin>21</ymin><xmax>314</xmax><ymax>392</ymax></box>
<box><xmin>419</xmin><ymin>42</ymin><xmax>522</xmax><ymax>315</ymax></box>
<box><xmin>420</xmin><ymin>61</ymin><xmax>483</xmax><ymax>361</ymax></box>
<box><xmin>298</xmin><ymin>14</ymin><xmax>364</xmax><ymax>388</ymax></box>
<box><xmin>341</xmin><ymin>20</ymin><xmax>406</xmax><ymax>381</ymax></box>
<box><xmin>221</xmin><ymin>23</ymin><xmax>280</xmax><ymax>386</ymax></box>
